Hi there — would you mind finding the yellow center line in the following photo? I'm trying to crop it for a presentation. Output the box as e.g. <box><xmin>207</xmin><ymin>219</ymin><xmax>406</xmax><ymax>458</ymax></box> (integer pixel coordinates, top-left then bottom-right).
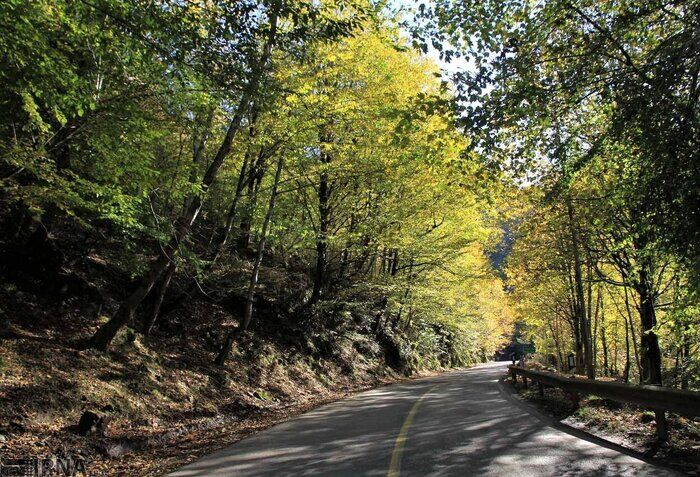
<box><xmin>387</xmin><ymin>384</ymin><xmax>440</xmax><ymax>477</ymax></box>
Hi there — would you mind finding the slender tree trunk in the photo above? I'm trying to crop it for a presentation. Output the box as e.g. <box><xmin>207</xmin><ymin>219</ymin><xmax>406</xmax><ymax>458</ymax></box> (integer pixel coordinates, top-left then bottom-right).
<box><xmin>681</xmin><ymin>323</ymin><xmax>690</xmax><ymax>389</ymax></box>
<box><xmin>84</xmin><ymin>3</ymin><xmax>281</xmax><ymax>351</ymax></box>
<box><xmin>623</xmin><ymin>309</ymin><xmax>631</xmax><ymax>383</ymax></box>
<box><xmin>591</xmin><ymin>287</ymin><xmax>601</xmax><ymax>374</ymax></box>
<box><xmin>310</xmin><ymin>174</ymin><xmax>328</xmax><ymax>304</ymax></box>
<box><xmin>215</xmin><ymin>156</ymin><xmax>284</xmax><ymax>365</ymax></box>
<box><xmin>612</xmin><ymin>326</ymin><xmax>619</xmax><ymax>375</ymax></box>
<box><xmin>611</xmin><ymin>318</ymin><xmax>617</xmax><ymax>376</ymax></box>
<box><xmin>309</xmin><ymin>137</ymin><xmax>331</xmax><ymax>306</ymax></box>
<box><xmin>573</xmin><ymin>317</ymin><xmax>584</xmax><ymax>374</ymax></box>
<box><xmin>567</xmin><ymin>198</ymin><xmax>594</xmax><ymax>378</ymax></box>
<box><xmin>143</xmin><ymin>258</ymin><xmax>176</xmax><ymax>335</ymax></box>
<box><xmin>601</xmin><ymin>308</ymin><xmax>609</xmax><ymax>377</ymax></box>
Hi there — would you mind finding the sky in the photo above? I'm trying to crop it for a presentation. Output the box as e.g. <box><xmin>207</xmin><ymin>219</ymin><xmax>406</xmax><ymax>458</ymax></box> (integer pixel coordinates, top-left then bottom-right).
<box><xmin>387</xmin><ymin>0</ymin><xmax>476</xmax><ymax>80</ymax></box>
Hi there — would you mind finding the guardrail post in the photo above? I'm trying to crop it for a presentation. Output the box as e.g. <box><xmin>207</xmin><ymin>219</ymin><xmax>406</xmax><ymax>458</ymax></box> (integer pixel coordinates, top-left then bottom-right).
<box><xmin>654</xmin><ymin>409</ymin><xmax>668</xmax><ymax>442</ymax></box>
<box><xmin>538</xmin><ymin>382</ymin><xmax>544</xmax><ymax>398</ymax></box>
<box><xmin>511</xmin><ymin>369</ymin><xmax>517</xmax><ymax>382</ymax></box>
<box><xmin>522</xmin><ymin>376</ymin><xmax>528</xmax><ymax>389</ymax></box>
<box><xmin>565</xmin><ymin>391</ymin><xmax>580</xmax><ymax>410</ymax></box>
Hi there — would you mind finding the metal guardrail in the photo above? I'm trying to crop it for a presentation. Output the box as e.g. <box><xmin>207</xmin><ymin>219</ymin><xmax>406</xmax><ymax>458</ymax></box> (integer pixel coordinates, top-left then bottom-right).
<box><xmin>508</xmin><ymin>365</ymin><xmax>700</xmax><ymax>440</ymax></box>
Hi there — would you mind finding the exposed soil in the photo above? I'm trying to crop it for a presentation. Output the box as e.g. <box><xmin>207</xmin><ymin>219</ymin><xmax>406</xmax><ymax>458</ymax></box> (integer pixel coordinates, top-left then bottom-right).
<box><xmin>0</xmin><ymin>278</ymin><xmax>439</xmax><ymax>476</ymax></box>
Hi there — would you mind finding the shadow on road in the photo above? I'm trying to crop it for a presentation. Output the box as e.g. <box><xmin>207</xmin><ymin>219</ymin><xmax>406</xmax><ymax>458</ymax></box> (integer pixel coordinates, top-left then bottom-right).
<box><xmin>169</xmin><ymin>362</ymin><xmax>676</xmax><ymax>477</ymax></box>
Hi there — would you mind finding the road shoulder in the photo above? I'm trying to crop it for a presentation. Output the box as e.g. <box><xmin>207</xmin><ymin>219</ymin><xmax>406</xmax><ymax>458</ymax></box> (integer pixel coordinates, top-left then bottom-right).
<box><xmin>497</xmin><ymin>375</ymin><xmax>686</xmax><ymax>475</ymax></box>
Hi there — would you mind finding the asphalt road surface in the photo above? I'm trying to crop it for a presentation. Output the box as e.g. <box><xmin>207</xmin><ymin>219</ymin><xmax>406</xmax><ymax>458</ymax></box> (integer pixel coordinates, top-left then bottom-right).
<box><xmin>168</xmin><ymin>361</ymin><xmax>678</xmax><ymax>476</ymax></box>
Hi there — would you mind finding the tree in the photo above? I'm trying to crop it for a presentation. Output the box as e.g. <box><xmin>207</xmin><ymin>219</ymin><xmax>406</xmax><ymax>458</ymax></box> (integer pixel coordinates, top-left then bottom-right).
<box><xmin>79</xmin><ymin>0</ymin><xmax>366</xmax><ymax>350</ymax></box>
<box><xmin>416</xmin><ymin>0</ymin><xmax>700</xmax><ymax>281</ymax></box>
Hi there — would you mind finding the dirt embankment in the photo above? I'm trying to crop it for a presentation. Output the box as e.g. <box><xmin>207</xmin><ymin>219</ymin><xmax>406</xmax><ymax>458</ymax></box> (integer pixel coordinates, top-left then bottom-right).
<box><xmin>0</xmin><ymin>282</ymin><xmax>437</xmax><ymax>476</ymax></box>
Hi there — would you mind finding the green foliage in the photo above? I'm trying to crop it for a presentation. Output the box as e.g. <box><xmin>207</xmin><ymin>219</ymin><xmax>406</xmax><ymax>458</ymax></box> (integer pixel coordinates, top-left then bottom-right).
<box><xmin>413</xmin><ymin>0</ymin><xmax>700</xmax><ymax>386</ymax></box>
<box><xmin>0</xmin><ymin>0</ymin><xmax>513</xmax><ymax>369</ymax></box>
<box><xmin>417</xmin><ymin>0</ymin><xmax>700</xmax><ymax>277</ymax></box>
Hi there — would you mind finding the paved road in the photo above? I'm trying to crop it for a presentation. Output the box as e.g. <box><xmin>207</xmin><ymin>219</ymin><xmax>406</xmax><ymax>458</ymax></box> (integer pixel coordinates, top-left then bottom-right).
<box><xmin>168</xmin><ymin>362</ymin><xmax>677</xmax><ymax>476</ymax></box>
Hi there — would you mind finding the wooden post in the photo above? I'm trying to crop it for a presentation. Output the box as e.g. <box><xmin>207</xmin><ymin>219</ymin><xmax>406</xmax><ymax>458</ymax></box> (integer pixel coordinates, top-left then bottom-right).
<box><xmin>655</xmin><ymin>409</ymin><xmax>668</xmax><ymax>442</ymax></box>
<box><xmin>538</xmin><ymin>382</ymin><xmax>545</xmax><ymax>398</ymax></box>
<box><xmin>566</xmin><ymin>391</ymin><xmax>580</xmax><ymax>409</ymax></box>
<box><xmin>522</xmin><ymin>376</ymin><xmax>528</xmax><ymax>389</ymax></box>
<box><xmin>511</xmin><ymin>369</ymin><xmax>517</xmax><ymax>382</ymax></box>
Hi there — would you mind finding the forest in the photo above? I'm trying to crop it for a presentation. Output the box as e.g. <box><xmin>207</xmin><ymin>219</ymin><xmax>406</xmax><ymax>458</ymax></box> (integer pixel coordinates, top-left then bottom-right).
<box><xmin>418</xmin><ymin>0</ymin><xmax>700</xmax><ymax>389</ymax></box>
<box><xmin>0</xmin><ymin>0</ymin><xmax>698</xmax><ymax>474</ymax></box>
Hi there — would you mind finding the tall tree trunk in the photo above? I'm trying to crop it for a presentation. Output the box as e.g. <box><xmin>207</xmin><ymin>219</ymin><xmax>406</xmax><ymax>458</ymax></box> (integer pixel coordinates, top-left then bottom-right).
<box><xmin>601</xmin><ymin>307</ymin><xmax>609</xmax><ymax>377</ymax></box>
<box><xmin>636</xmin><ymin>263</ymin><xmax>663</xmax><ymax>385</ymax></box>
<box><xmin>215</xmin><ymin>156</ymin><xmax>284</xmax><ymax>365</ymax></box>
<box><xmin>623</xmin><ymin>309</ymin><xmax>631</xmax><ymax>383</ymax></box>
<box><xmin>611</xmin><ymin>313</ymin><xmax>618</xmax><ymax>376</ymax></box>
<box><xmin>567</xmin><ymin>198</ymin><xmax>594</xmax><ymax>378</ymax></box>
<box><xmin>84</xmin><ymin>4</ymin><xmax>281</xmax><ymax>351</ymax></box>
<box><xmin>310</xmin><ymin>173</ymin><xmax>329</xmax><ymax>304</ymax></box>
<box><xmin>572</xmin><ymin>315</ymin><xmax>584</xmax><ymax>374</ymax></box>
<box><xmin>681</xmin><ymin>323</ymin><xmax>691</xmax><ymax>389</ymax></box>
<box><xmin>591</xmin><ymin>287</ymin><xmax>601</xmax><ymax>372</ymax></box>
<box><xmin>623</xmin><ymin>286</ymin><xmax>642</xmax><ymax>381</ymax></box>
<box><xmin>309</xmin><ymin>137</ymin><xmax>331</xmax><ymax>306</ymax></box>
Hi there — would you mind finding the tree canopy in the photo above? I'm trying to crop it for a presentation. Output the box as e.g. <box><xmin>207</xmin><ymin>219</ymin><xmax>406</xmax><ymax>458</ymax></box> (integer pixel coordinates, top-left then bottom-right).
<box><xmin>1</xmin><ymin>0</ymin><xmax>513</xmax><ymax>370</ymax></box>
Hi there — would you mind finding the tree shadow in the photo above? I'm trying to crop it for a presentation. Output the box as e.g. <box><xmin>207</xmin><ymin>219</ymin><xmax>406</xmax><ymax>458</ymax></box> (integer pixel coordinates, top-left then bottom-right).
<box><xmin>167</xmin><ymin>363</ymin><xmax>677</xmax><ymax>477</ymax></box>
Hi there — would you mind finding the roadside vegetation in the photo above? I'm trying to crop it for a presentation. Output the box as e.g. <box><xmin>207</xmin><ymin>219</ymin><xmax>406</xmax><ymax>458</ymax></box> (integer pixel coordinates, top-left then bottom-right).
<box><xmin>0</xmin><ymin>0</ymin><xmax>512</xmax><ymax>474</ymax></box>
<box><xmin>415</xmin><ymin>0</ymin><xmax>700</xmax><ymax>470</ymax></box>
<box><xmin>416</xmin><ymin>0</ymin><xmax>700</xmax><ymax>391</ymax></box>
<box><xmin>1</xmin><ymin>0</ymin><xmax>699</xmax><ymax>475</ymax></box>
<box><xmin>509</xmin><ymin>374</ymin><xmax>700</xmax><ymax>474</ymax></box>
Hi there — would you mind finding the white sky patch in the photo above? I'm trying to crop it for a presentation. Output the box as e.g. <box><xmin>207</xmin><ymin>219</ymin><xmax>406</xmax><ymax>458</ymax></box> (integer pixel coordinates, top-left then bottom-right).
<box><xmin>386</xmin><ymin>0</ymin><xmax>477</xmax><ymax>81</ymax></box>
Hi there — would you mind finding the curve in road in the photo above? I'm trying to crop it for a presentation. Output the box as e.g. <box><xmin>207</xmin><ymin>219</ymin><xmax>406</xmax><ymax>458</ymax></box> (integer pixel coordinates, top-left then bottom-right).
<box><xmin>168</xmin><ymin>361</ymin><xmax>678</xmax><ymax>476</ymax></box>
